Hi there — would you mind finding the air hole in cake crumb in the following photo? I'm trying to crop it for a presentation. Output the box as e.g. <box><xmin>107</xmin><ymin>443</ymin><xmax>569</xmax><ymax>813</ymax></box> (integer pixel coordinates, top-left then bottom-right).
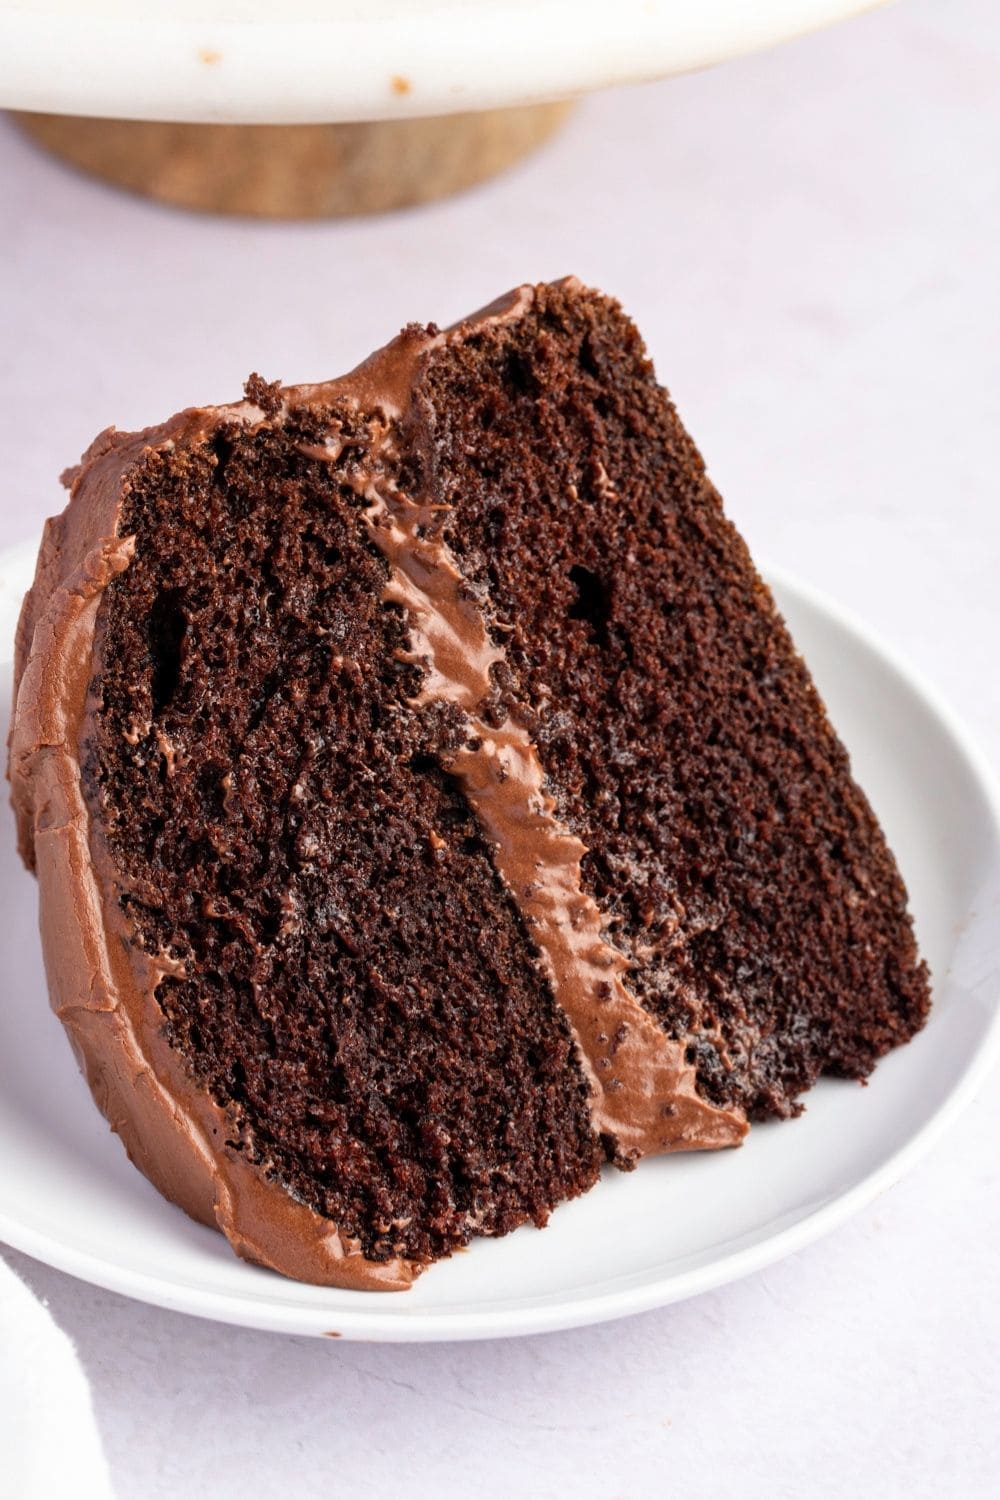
<box><xmin>578</xmin><ymin>335</ymin><xmax>602</xmax><ymax>380</ymax></box>
<box><xmin>504</xmin><ymin>349</ymin><xmax>539</xmax><ymax>398</ymax></box>
<box><xmin>148</xmin><ymin>590</ymin><xmax>188</xmax><ymax>714</ymax></box>
<box><xmin>567</xmin><ymin>565</ymin><xmax>610</xmax><ymax>645</ymax></box>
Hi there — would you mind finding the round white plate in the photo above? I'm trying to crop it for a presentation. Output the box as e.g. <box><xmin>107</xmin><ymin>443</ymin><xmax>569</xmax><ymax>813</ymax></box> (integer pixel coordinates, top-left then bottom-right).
<box><xmin>0</xmin><ymin>1</ymin><xmax>885</xmax><ymax>124</ymax></box>
<box><xmin>0</xmin><ymin>539</ymin><xmax>997</xmax><ymax>1341</ymax></box>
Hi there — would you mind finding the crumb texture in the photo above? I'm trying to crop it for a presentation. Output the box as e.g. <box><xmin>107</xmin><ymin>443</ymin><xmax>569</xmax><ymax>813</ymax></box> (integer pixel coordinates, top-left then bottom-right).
<box><xmin>86</xmin><ymin>405</ymin><xmax>600</xmax><ymax>1266</ymax></box>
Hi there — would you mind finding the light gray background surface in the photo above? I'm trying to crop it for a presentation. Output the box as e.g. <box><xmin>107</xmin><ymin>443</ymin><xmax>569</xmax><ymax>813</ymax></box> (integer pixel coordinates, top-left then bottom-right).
<box><xmin>2</xmin><ymin>1</ymin><xmax>998</xmax><ymax>1495</ymax></box>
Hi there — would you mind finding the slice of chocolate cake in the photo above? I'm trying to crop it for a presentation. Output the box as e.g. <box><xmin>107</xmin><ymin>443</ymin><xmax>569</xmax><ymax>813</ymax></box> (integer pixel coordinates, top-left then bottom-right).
<box><xmin>8</xmin><ymin>279</ymin><xmax>929</xmax><ymax>1290</ymax></box>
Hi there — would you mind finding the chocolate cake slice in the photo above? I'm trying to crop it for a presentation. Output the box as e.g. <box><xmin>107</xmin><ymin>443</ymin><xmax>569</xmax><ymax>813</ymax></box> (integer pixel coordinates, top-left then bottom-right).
<box><xmin>9</xmin><ymin>279</ymin><xmax>929</xmax><ymax>1289</ymax></box>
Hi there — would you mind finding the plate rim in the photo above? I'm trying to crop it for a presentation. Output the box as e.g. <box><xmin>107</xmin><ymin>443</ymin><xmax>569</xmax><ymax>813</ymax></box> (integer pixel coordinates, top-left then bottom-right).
<box><xmin>1</xmin><ymin>554</ymin><xmax>998</xmax><ymax>1341</ymax></box>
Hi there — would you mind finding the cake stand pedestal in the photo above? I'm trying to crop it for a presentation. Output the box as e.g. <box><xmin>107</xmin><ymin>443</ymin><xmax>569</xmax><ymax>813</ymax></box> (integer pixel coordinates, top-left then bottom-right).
<box><xmin>12</xmin><ymin>105</ymin><xmax>575</xmax><ymax>218</ymax></box>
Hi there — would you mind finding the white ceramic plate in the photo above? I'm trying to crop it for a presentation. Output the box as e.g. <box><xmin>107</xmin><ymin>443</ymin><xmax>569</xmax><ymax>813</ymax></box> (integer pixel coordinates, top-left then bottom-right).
<box><xmin>0</xmin><ymin>1</ymin><xmax>885</xmax><ymax>124</ymax></box>
<box><xmin>0</xmin><ymin>539</ymin><xmax>997</xmax><ymax>1341</ymax></box>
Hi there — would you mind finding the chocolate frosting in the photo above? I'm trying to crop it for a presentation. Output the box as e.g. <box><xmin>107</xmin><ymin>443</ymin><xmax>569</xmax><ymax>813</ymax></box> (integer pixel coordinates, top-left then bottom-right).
<box><xmin>10</xmin><ymin>417</ymin><xmax>415</xmax><ymax>1291</ymax></box>
<box><xmin>9</xmin><ymin>280</ymin><xmax>744</xmax><ymax>1293</ymax></box>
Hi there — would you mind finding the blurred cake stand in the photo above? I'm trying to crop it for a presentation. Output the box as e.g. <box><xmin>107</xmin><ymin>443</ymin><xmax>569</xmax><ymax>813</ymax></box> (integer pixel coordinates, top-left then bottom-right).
<box><xmin>0</xmin><ymin>3</ymin><xmax>885</xmax><ymax>219</ymax></box>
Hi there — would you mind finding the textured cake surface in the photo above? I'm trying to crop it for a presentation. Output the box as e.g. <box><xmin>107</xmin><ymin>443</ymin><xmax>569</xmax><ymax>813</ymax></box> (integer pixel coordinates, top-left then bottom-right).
<box><xmin>8</xmin><ymin>279</ymin><xmax>930</xmax><ymax>1289</ymax></box>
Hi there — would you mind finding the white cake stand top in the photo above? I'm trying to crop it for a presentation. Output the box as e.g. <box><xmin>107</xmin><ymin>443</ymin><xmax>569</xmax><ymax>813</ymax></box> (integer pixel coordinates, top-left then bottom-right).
<box><xmin>0</xmin><ymin>0</ymin><xmax>883</xmax><ymax>124</ymax></box>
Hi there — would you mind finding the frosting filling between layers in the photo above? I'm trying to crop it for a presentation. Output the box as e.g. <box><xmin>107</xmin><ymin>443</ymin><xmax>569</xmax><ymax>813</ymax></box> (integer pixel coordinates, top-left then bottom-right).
<box><xmin>349</xmin><ymin>415</ymin><xmax>746</xmax><ymax>1163</ymax></box>
<box><xmin>291</xmin><ymin>292</ymin><xmax>746</xmax><ymax>1163</ymax></box>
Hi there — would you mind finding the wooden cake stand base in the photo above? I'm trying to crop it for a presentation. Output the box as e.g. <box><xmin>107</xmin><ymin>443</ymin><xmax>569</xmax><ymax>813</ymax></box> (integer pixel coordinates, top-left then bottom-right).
<box><xmin>12</xmin><ymin>104</ymin><xmax>574</xmax><ymax>218</ymax></box>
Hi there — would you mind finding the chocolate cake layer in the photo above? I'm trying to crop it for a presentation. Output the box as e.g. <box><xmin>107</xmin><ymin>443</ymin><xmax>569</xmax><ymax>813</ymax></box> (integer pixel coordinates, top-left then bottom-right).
<box><xmin>87</xmin><ymin>411</ymin><xmax>604</xmax><ymax>1269</ymax></box>
<box><xmin>9</xmin><ymin>279</ymin><xmax>930</xmax><ymax>1290</ymax></box>
<box><xmin>405</xmin><ymin>283</ymin><xmax>930</xmax><ymax>1118</ymax></box>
